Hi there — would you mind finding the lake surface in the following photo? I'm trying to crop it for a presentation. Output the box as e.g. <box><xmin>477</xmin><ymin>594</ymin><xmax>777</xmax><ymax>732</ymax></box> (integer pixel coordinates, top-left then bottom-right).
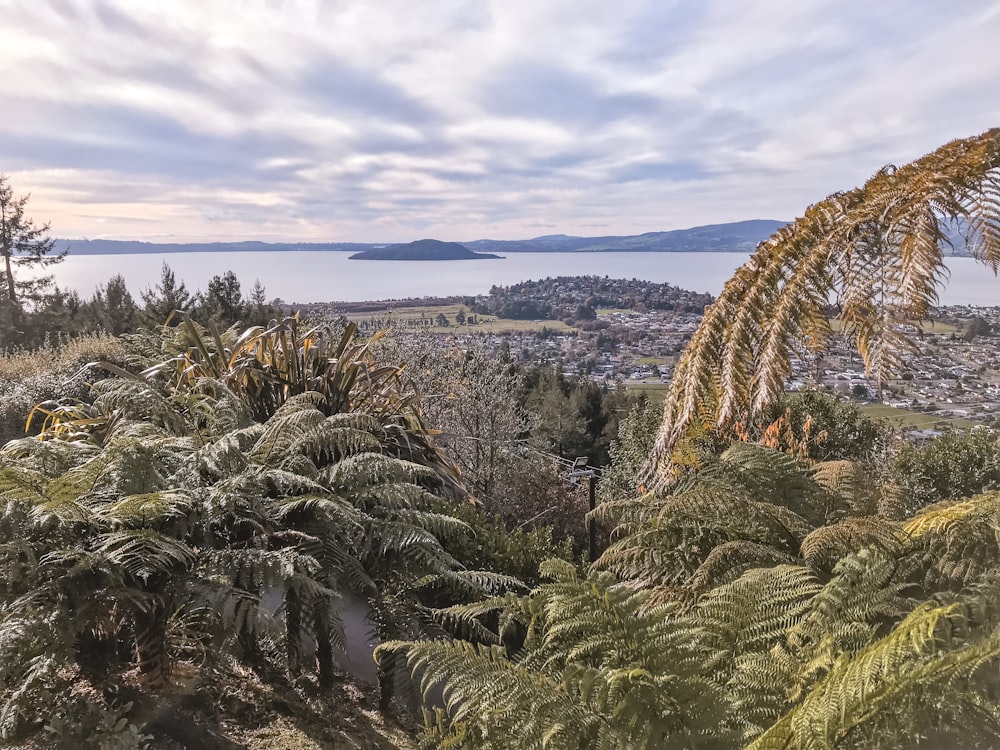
<box><xmin>51</xmin><ymin>251</ymin><xmax>1000</xmax><ymax>306</ymax></box>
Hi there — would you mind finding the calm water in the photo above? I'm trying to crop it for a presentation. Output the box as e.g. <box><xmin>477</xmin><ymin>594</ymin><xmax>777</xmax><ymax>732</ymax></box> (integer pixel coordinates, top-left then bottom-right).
<box><xmin>51</xmin><ymin>251</ymin><xmax>1000</xmax><ymax>306</ymax></box>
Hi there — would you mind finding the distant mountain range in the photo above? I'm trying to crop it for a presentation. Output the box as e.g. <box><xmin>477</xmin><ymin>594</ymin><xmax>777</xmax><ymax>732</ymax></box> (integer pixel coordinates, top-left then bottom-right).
<box><xmin>48</xmin><ymin>218</ymin><xmax>983</xmax><ymax>257</ymax></box>
<box><xmin>349</xmin><ymin>238</ymin><xmax>501</xmax><ymax>261</ymax></box>
<box><xmin>53</xmin><ymin>220</ymin><xmax>788</xmax><ymax>256</ymax></box>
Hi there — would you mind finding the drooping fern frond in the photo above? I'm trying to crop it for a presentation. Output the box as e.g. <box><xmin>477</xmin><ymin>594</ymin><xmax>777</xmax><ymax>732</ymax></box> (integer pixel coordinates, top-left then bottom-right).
<box><xmin>812</xmin><ymin>459</ymin><xmax>878</xmax><ymax>516</ymax></box>
<box><xmin>800</xmin><ymin>516</ymin><xmax>903</xmax><ymax>574</ymax></box>
<box><xmin>646</xmin><ymin>128</ymin><xmax>1000</xmax><ymax>484</ymax></box>
<box><xmin>904</xmin><ymin>492</ymin><xmax>1000</xmax><ymax>592</ymax></box>
<box><xmin>692</xmin><ymin>564</ymin><xmax>821</xmax><ymax>674</ymax></box>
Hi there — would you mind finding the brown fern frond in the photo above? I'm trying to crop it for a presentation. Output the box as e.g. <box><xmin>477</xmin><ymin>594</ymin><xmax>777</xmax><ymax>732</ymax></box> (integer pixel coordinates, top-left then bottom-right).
<box><xmin>645</xmin><ymin>128</ymin><xmax>1000</xmax><ymax>484</ymax></box>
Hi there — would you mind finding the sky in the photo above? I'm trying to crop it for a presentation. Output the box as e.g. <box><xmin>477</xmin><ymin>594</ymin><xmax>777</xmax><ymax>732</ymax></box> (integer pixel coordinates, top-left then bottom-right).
<box><xmin>2</xmin><ymin>0</ymin><xmax>999</xmax><ymax>244</ymax></box>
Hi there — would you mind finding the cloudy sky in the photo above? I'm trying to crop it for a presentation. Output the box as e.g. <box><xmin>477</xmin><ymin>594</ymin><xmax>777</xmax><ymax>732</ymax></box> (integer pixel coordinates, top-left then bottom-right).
<box><xmin>2</xmin><ymin>0</ymin><xmax>999</xmax><ymax>243</ymax></box>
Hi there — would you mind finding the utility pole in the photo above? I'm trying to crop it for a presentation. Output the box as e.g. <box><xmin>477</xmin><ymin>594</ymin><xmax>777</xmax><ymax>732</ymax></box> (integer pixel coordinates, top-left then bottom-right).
<box><xmin>571</xmin><ymin>457</ymin><xmax>599</xmax><ymax>562</ymax></box>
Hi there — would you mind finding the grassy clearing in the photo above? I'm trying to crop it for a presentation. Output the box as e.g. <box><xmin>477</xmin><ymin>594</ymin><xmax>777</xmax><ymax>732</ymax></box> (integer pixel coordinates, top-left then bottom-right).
<box><xmin>596</xmin><ymin>308</ymin><xmax>633</xmax><ymax>315</ymax></box>
<box><xmin>623</xmin><ymin>381</ymin><xmax>670</xmax><ymax>400</ymax></box>
<box><xmin>344</xmin><ymin>303</ymin><xmax>469</xmax><ymax>320</ymax></box>
<box><xmin>341</xmin><ymin>305</ymin><xmax>572</xmax><ymax>334</ymax></box>
<box><xmin>861</xmin><ymin>403</ymin><xmax>979</xmax><ymax>430</ymax></box>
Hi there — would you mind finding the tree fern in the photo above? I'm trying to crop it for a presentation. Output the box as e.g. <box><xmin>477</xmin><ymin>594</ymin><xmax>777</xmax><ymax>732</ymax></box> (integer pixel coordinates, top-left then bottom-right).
<box><xmin>383</xmin><ymin>562</ymin><xmax>736</xmax><ymax>749</ymax></box>
<box><xmin>748</xmin><ymin>592</ymin><xmax>1000</xmax><ymax>750</ymax></box>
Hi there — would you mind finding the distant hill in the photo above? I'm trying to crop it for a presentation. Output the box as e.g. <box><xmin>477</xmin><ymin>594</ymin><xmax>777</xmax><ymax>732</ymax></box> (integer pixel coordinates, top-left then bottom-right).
<box><xmin>50</xmin><ymin>220</ymin><xmax>983</xmax><ymax>257</ymax></box>
<box><xmin>53</xmin><ymin>221</ymin><xmax>789</xmax><ymax>256</ymax></box>
<box><xmin>463</xmin><ymin>220</ymin><xmax>789</xmax><ymax>254</ymax></box>
<box><xmin>51</xmin><ymin>239</ymin><xmax>374</xmax><ymax>255</ymax></box>
<box><xmin>349</xmin><ymin>239</ymin><xmax>502</xmax><ymax>261</ymax></box>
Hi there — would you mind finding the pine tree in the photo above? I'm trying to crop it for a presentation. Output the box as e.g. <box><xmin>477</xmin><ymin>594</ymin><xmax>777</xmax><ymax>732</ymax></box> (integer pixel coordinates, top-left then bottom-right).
<box><xmin>139</xmin><ymin>262</ymin><xmax>191</xmax><ymax>328</ymax></box>
<box><xmin>0</xmin><ymin>174</ymin><xmax>64</xmax><ymax>308</ymax></box>
<box><xmin>199</xmin><ymin>270</ymin><xmax>243</xmax><ymax>327</ymax></box>
<box><xmin>87</xmin><ymin>274</ymin><xmax>137</xmax><ymax>335</ymax></box>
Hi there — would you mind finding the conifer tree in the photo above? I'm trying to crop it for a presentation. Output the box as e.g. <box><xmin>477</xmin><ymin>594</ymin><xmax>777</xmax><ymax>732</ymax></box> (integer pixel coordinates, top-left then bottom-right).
<box><xmin>0</xmin><ymin>174</ymin><xmax>64</xmax><ymax>308</ymax></box>
<box><xmin>139</xmin><ymin>261</ymin><xmax>191</xmax><ymax>328</ymax></box>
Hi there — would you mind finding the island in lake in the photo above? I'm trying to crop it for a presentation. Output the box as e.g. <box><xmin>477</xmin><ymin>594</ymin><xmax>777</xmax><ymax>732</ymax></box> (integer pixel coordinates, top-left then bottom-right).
<box><xmin>349</xmin><ymin>238</ymin><xmax>502</xmax><ymax>261</ymax></box>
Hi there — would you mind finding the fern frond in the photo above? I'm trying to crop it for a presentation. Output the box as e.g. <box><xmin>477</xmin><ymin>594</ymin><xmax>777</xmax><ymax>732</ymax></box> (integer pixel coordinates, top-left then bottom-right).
<box><xmin>748</xmin><ymin>596</ymin><xmax>1000</xmax><ymax>750</ymax></box>
<box><xmin>693</xmin><ymin>565</ymin><xmax>820</xmax><ymax>673</ymax></box>
<box><xmin>645</xmin><ymin>128</ymin><xmax>1000</xmax><ymax>484</ymax></box>
<box><xmin>800</xmin><ymin>516</ymin><xmax>903</xmax><ymax>573</ymax></box>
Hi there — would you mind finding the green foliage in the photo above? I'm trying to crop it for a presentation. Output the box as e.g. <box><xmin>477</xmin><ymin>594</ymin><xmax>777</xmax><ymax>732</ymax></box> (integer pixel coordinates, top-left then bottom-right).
<box><xmin>382</xmin><ymin>561</ymin><xmax>737</xmax><ymax>750</ymax></box>
<box><xmin>763</xmin><ymin>389</ymin><xmax>891</xmax><ymax>463</ymax></box>
<box><xmin>86</xmin><ymin>274</ymin><xmax>138</xmax><ymax>336</ymax></box>
<box><xmin>0</xmin><ymin>316</ymin><xmax>489</xmax><ymax>746</ymax></box>
<box><xmin>892</xmin><ymin>427</ymin><xmax>1000</xmax><ymax>511</ymax></box>
<box><xmin>599</xmin><ymin>395</ymin><xmax>661</xmax><ymax>502</ymax></box>
<box><xmin>435</xmin><ymin>501</ymin><xmax>577</xmax><ymax>585</ymax></box>
<box><xmin>521</xmin><ymin>366</ymin><xmax>626</xmax><ymax>466</ymax></box>
<box><xmin>139</xmin><ymin>261</ymin><xmax>192</xmax><ymax>329</ymax></box>
<box><xmin>392</xmin><ymin>485</ymin><xmax>1000</xmax><ymax>748</ymax></box>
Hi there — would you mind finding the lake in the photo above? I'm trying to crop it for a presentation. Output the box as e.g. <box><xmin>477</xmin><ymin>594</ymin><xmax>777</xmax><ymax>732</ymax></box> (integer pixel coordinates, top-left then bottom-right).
<box><xmin>50</xmin><ymin>251</ymin><xmax>1000</xmax><ymax>306</ymax></box>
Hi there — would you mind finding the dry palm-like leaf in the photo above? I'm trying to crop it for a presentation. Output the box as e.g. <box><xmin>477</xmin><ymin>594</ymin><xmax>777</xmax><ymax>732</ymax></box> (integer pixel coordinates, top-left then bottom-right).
<box><xmin>646</xmin><ymin>129</ymin><xmax>1000</xmax><ymax>485</ymax></box>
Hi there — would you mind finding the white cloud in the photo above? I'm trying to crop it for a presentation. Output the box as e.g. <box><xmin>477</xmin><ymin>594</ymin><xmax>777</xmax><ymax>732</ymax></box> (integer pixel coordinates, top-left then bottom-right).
<box><xmin>1</xmin><ymin>0</ymin><xmax>998</xmax><ymax>242</ymax></box>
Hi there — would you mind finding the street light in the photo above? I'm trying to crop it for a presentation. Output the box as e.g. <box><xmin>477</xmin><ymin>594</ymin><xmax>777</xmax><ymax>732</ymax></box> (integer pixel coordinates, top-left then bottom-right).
<box><xmin>569</xmin><ymin>456</ymin><xmax>598</xmax><ymax>562</ymax></box>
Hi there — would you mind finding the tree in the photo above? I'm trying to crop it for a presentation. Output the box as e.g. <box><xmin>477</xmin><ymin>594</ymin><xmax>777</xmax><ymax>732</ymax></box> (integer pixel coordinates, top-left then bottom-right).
<box><xmin>892</xmin><ymin>427</ymin><xmax>1000</xmax><ymax>511</ymax></box>
<box><xmin>760</xmin><ymin>389</ymin><xmax>889</xmax><ymax>463</ymax></box>
<box><xmin>964</xmin><ymin>316</ymin><xmax>992</xmax><ymax>340</ymax></box>
<box><xmin>599</xmin><ymin>395</ymin><xmax>661</xmax><ymax>502</ymax></box>
<box><xmin>387</xmin><ymin>334</ymin><xmax>528</xmax><ymax>504</ymax></box>
<box><xmin>87</xmin><ymin>274</ymin><xmax>137</xmax><ymax>335</ymax></box>
<box><xmin>525</xmin><ymin>368</ymin><xmax>585</xmax><ymax>458</ymax></box>
<box><xmin>139</xmin><ymin>262</ymin><xmax>191</xmax><ymax>328</ymax></box>
<box><xmin>199</xmin><ymin>270</ymin><xmax>243</xmax><ymax>327</ymax></box>
<box><xmin>0</xmin><ymin>174</ymin><xmax>64</xmax><ymax>308</ymax></box>
<box><xmin>243</xmin><ymin>279</ymin><xmax>280</xmax><ymax>327</ymax></box>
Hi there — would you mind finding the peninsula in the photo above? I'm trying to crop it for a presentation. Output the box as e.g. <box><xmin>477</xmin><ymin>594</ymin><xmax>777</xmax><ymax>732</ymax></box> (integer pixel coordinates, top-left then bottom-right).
<box><xmin>349</xmin><ymin>239</ymin><xmax>502</xmax><ymax>261</ymax></box>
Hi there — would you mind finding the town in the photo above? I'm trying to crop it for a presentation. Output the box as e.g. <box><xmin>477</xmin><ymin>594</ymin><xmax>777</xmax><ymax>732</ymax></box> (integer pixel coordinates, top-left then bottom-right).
<box><xmin>315</xmin><ymin>276</ymin><xmax>1000</xmax><ymax>439</ymax></box>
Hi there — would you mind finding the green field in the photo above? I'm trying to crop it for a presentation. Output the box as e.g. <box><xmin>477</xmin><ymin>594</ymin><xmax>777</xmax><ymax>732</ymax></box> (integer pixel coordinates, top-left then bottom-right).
<box><xmin>860</xmin><ymin>403</ymin><xmax>979</xmax><ymax>430</ymax></box>
<box><xmin>619</xmin><ymin>385</ymin><xmax>979</xmax><ymax>431</ymax></box>
<box><xmin>622</xmin><ymin>381</ymin><xmax>670</xmax><ymax>399</ymax></box>
<box><xmin>342</xmin><ymin>304</ymin><xmax>572</xmax><ymax>334</ymax></box>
